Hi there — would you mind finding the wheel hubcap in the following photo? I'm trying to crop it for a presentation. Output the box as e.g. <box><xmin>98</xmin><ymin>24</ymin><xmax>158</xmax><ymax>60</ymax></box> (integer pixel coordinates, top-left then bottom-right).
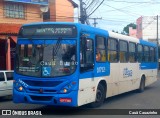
<box><xmin>96</xmin><ymin>89</ymin><xmax>102</xmax><ymax>102</ymax></box>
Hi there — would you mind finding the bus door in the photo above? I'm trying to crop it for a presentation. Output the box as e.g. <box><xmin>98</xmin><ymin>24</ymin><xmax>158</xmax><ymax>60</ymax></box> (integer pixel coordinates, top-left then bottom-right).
<box><xmin>78</xmin><ymin>33</ymin><xmax>95</xmax><ymax>105</ymax></box>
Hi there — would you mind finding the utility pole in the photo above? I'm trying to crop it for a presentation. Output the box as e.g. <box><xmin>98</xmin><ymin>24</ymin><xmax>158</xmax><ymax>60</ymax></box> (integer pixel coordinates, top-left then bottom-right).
<box><xmin>79</xmin><ymin>0</ymin><xmax>86</xmax><ymax>24</ymax></box>
<box><xmin>79</xmin><ymin>0</ymin><xmax>102</xmax><ymax>25</ymax></box>
<box><xmin>92</xmin><ymin>18</ymin><xmax>102</xmax><ymax>27</ymax></box>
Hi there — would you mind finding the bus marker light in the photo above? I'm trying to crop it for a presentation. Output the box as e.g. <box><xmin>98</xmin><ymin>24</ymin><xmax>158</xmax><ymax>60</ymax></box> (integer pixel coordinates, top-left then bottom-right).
<box><xmin>63</xmin><ymin>89</ymin><xmax>68</xmax><ymax>93</ymax></box>
<box><xmin>72</xmin><ymin>81</ymin><xmax>76</xmax><ymax>85</ymax></box>
<box><xmin>60</xmin><ymin>98</ymin><xmax>72</xmax><ymax>103</ymax></box>
<box><xmin>19</xmin><ymin>86</ymin><xmax>23</xmax><ymax>91</ymax></box>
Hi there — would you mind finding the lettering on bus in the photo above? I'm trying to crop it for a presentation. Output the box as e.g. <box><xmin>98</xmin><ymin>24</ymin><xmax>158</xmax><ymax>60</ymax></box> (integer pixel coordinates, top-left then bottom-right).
<box><xmin>40</xmin><ymin>61</ymin><xmax>78</xmax><ymax>66</ymax></box>
<box><xmin>97</xmin><ymin>67</ymin><xmax>106</xmax><ymax>73</ymax></box>
<box><xmin>36</xmin><ymin>28</ymin><xmax>72</xmax><ymax>35</ymax></box>
<box><xmin>123</xmin><ymin>68</ymin><xmax>132</xmax><ymax>78</ymax></box>
<box><xmin>19</xmin><ymin>79</ymin><xmax>28</xmax><ymax>88</ymax></box>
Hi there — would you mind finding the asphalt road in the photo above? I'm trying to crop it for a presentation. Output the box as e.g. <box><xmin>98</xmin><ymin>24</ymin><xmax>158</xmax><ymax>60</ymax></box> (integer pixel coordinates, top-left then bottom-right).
<box><xmin>1</xmin><ymin>73</ymin><xmax>160</xmax><ymax>118</ymax></box>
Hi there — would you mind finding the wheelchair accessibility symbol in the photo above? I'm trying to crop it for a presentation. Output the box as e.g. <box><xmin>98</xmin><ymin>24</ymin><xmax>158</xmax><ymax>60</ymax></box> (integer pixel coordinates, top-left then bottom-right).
<box><xmin>42</xmin><ymin>67</ymin><xmax>51</xmax><ymax>76</ymax></box>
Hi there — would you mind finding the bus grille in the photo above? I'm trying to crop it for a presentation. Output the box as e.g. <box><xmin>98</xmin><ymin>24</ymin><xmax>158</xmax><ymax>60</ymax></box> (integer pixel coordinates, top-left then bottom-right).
<box><xmin>28</xmin><ymin>88</ymin><xmax>57</xmax><ymax>93</ymax></box>
<box><xmin>30</xmin><ymin>95</ymin><xmax>52</xmax><ymax>101</ymax></box>
<box><xmin>22</xmin><ymin>80</ymin><xmax>62</xmax><ymax>87</ymax></box>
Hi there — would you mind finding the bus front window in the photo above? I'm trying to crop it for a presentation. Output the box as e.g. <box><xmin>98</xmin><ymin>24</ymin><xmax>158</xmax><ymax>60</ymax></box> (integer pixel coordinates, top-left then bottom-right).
<box><xmin>16</xmin><ymin>40</ymin><xmax>77</xmax><ymax>78</ymax></box>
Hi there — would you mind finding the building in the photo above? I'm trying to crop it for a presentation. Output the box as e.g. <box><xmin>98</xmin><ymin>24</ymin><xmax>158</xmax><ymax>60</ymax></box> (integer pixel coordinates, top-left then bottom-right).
<box><xmin>129</xmin><ymin>27</ymin><xmax>137</xmax><ymax>38</ymax></box>
<box><xmin>0</xmin><ymin>0</ymin><xmax>77</xmax><ymax>71</ymax></box>
<box><xmin>136</xmin><ymin>16</ymin><xmax>160</xmax><ymax>44</ymax></box>
<box><xmin>0</xmin><ymin>0</ymin><xmax>48</xmax><ymax>70</ymax></box>
<box><xmin>43</xmin><ymin>0</ymin><xmax>78</xmax><ymax>22</ymax></box>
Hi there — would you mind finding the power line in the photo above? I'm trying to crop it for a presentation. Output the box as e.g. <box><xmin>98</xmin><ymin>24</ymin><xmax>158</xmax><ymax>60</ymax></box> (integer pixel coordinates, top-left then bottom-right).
<box><xmin>88</xmin><ymin>0</ymin><xmax>104</xmax><ymax>17</ymax></box>
<box><xmin>99</xmin><ymin>3</ymin><xmax>142</xmax><ymax>13</ymax></box>
<box><xmin>85</xmin><ymin>0</ymin><xmax>91</xmax><ymax>5</ymax></box>
<box><xmin>86</xmin><ymin>0</ymin><xmax>95</xmax><ymax>9</ymax></box>
<box><xmin>103</xmin><ymin>3</ymin><xmax>141</xmax><ymax>17</ymax></box>
<box><xmin>106</xmin><ymin>0</ymin><xmax>160</xmax><ymax>4</ymax></box>
<box><xmin>0</xmin><ymin>7</ymin><xmax>77</xmax><ymax>19</ymax></box>
<box><xmin>87</xmin><ymin>0</ymin><xmax>100</xmax><ymax>15</ymax></box>
<box><xmin>101</xmin><ymin>18</ymin><xmax>131</xmax><ymax>23</ymax></box>
<box><xmin>0</xmin><ymin>14</ymin><xmax>78</xmax><ymax>21</ymax></box>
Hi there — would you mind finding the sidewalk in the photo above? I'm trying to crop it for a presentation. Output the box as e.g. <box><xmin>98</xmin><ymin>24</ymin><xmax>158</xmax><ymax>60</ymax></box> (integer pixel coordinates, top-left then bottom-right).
<box><xmin>157</xmin><ymin>70</ymin><xmax>160</xmax><ymax>79</ymax></box>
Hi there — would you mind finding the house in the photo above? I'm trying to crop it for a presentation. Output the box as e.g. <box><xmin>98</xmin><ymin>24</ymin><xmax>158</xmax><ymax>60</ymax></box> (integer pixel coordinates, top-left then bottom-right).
<box><xmin>0</xmin><ymin>0</ymin><xmax>77</xmax><ymax>70</ymax></box>
<box><xmin>129</xmin><ymin>27</ymin><xmax>137</xmax><ymax>38</ymax></box>
<box><xmin>0</xmin><ymin>0</ymin><xmax>48</xmax><ymax>70</ymax></box>
<box><xmin>43</xmin><ymin>0</ymin><xmax>78</xmax><ymax>22</ymax></box>
<box><xmin>136</xmin><ymin>16</ymin><xmax>160</xmax><ymax>44</ymax></box>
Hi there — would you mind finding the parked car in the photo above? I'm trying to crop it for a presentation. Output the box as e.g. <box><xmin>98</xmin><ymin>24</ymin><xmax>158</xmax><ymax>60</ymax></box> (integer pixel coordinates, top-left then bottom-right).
<box><xmin>0</xmin><ymin>70</ymin><xmax>13</xmax><ymax>97</ymax></box>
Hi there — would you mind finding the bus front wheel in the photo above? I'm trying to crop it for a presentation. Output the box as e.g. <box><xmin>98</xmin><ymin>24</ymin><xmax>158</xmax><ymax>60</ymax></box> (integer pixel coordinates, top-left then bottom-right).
<box><xmin>138</xmin><ymin>76</ymin><xmax>145</xmax><ymax>93</ymax></box>
<box><xmin>89</xmin><ymin>84</ymin><xmax>105</xmax><ymax>108</ymax></box>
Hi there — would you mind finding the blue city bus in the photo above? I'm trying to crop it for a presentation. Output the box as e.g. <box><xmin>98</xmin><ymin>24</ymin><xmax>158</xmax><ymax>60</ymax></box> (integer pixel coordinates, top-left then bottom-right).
<box><xmin>13</xmin><ymin>22</ymin><xmax>158</xmax><ymax>107</ymax></box>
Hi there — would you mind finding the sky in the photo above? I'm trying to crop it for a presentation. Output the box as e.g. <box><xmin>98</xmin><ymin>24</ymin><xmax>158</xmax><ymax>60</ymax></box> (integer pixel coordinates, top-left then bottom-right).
<box><xmin>72</xmin><ymin>0</ymin><xmax>160</xmax><ymax>32</ymax></box>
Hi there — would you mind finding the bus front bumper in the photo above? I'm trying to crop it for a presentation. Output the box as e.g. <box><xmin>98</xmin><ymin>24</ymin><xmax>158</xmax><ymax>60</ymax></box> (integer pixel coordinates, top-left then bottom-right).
<box><xmin>13</xmin><ymin>89</ymin><xmax>78</xmax><ymax>107</ymax></box>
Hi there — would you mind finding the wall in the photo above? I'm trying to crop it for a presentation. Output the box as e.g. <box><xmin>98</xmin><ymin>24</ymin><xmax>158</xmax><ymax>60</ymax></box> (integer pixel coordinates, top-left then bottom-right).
<box><xmin>55</xmin><ymin>0</ymin><xmax>74</xmax><ymax>22</ymax></box>
<box><xmin>142</xmin><ymin>16</ymin><xmax>160</xmax><ymax>43</ymax></box>
<box><xmin>136</xmin><ymin>16</ymin><xmax>143</xmax><ymax>39</ymax></box>
<box><xmin>47</xmin><ymin>0</ymin><xmax>74</xmax><ymax>22</ymax></box>
<box><xmin>129</xmin><ymin>27</ymin><xmax>137</xmax><ymax>38</ymax></box>
<box><xmin>137</xmin><ymin>16</ymin><xmax>160</xmax><ymax>43</ymax></box>
<box><xmin>0</xmin><ymin>0</ymin><xmax>43</xmax><ymax>70</ymax></box>
<box><xmin>0</xmin><ymin>1</ymin><xmax>43</xmax><ymax>24</ymax></box>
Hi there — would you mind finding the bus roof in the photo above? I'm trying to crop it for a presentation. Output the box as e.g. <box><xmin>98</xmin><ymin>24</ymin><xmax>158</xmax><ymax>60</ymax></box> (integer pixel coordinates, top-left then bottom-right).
<box><xmin>22</xmin><ymin>22</ymin><xmax>78</xmax><ymax>26</ymax></box>
<box><xmin>108</xmin><ymin>31</ymin><xmax>157</xmax><ymax>47</ymax></box>
<box><xmin>21</xmin><ymin>22</ymin><xmax>157</xmax><ymax>47</ymax></box>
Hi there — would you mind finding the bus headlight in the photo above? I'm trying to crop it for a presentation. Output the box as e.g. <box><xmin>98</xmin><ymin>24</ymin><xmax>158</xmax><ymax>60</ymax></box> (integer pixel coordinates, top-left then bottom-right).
<box><xmin>59</xmin><ymin>81</ymin><xmax>76</xmax><ymax>94</ymax></box>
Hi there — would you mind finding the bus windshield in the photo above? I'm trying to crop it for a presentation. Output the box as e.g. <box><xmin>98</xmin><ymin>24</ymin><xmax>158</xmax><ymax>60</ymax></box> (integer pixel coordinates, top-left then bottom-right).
<box><xmin>15</xmin><ymin>40</ymin><xmax>77</xmax><ymax>78</ymax></box>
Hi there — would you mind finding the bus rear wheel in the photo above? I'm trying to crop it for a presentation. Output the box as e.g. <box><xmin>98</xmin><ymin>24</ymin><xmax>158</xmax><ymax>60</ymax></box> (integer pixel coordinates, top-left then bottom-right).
<box><xmin>89</xmin><ymin>84</ymin><xmax>105</xmax><ymax>108</ymax></box>
<box><xmin>138</xmin><ymin>76</ymin><xmax>145</xmax><ymax>93</ymax></box>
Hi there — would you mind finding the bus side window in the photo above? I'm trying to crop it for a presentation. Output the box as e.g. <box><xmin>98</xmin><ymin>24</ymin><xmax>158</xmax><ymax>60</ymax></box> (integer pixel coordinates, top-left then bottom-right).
<box><xmin>96</xmin><ymin>36</ymin><xmax>106</xmax><ymax>62</ymax></box>
<box><xmin>144</xmin><ymin>46</ymin><xmax>149</xmax><ymax>62</ymax></box>
<box><xmin>129</xmin><ymin>42</ymin><xmax>136</xmax><ymax>63</ymax></box>
<box><xmin>137</xmin><ymin>44</ymin><xmax>143</xmax><ymax>62</ymax></box>
<box><xmin>119</xmin><ymin>40</ymin><xmax>128</xmax><ymax>63</ymax></box>
<box><xmin>80</xmin><ymin>37</ymin><xmax>94</xmax><ymax>72</ymax></box>
<box><xmin>108</xmin><ymin>38</ymin><xmax>118</xmax><ymax>63</ymax></box>
<box><xmin>150</xmin><ymin>47</ymin><xmax>155</xmax><ymax>62</ymax></box>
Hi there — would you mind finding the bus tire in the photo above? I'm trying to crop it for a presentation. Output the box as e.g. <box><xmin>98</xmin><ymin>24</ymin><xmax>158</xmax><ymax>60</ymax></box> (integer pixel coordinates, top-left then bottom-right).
<box><xmin>138</xmin><ymin>76</ymin><xmax>145</xmax><ymax>93</ymax></box>
<box><xmin>89</xmin><ymin>84</ymin><xmax>105</xmax><ymax>108</ymax></box>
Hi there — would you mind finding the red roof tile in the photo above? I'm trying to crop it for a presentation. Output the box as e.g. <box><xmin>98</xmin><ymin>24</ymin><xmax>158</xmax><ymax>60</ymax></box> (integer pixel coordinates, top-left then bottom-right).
<box><xmin>0</xmin><ymin>23</ymin><xmax>22</xmax><ymax>34</ymax></box>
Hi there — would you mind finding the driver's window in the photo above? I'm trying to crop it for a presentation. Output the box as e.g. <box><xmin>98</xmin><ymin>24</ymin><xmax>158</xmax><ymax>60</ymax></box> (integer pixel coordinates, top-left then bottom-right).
<box><xmin>80</xmin><ymin>37</ymin><xmax>94</xmax><ymax>72</ymax></box>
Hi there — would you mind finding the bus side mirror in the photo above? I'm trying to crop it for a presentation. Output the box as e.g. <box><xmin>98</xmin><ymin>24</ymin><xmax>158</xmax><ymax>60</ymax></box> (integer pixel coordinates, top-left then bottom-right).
<box><xmin>80</xmin><ymin>36</ymin><xmax>87</xmax><ymax>47</ymax></box>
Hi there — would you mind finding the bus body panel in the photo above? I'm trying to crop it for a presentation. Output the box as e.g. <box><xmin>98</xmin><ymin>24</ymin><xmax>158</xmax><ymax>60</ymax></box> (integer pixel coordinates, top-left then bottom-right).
<box><xmin>13</xmin><ymin>22</ymin><xmax>158</xmax><ymax>107</ymax></box>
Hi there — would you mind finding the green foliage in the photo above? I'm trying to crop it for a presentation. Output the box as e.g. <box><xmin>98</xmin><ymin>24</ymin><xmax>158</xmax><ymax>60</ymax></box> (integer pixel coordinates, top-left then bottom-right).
<box><xmin>123</xmin><ymin>23</ymin><xmax>136</xmax><ymax>35</ymax></box>
<box><xmin>112</xmin><ymin>30</ymin><xmax>119</xmax><ymax>33</ymax></box>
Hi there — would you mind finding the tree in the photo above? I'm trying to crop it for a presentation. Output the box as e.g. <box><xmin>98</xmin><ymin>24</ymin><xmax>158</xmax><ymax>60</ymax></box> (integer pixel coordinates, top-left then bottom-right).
<box><xmin>123</xmin><ymin>23</ymin><xmax>136</xmax><ymax>35</ymax></box>
<box><xmin>112</xmin><ymin>30</ymin><xmax>119</xmax><ymax>33</ymax></box>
